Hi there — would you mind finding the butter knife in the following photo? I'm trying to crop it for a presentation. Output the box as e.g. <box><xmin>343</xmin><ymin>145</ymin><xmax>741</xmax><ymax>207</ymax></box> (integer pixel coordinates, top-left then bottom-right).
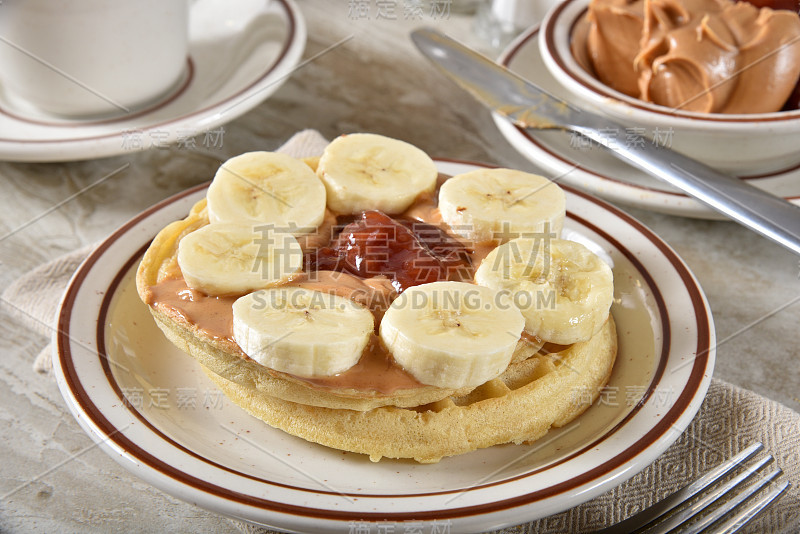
<box><xmin>411</xmin><ymin>27</ymin><xmax>800</xmax><ymax>256</ymax></box>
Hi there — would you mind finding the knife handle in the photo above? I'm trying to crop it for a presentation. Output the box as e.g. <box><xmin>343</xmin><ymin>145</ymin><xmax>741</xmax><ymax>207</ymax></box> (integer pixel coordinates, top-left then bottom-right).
<box><xmin>570</xmin><ymin>124</ymin><xmax>800</xmax><ymax>256</ymax></box>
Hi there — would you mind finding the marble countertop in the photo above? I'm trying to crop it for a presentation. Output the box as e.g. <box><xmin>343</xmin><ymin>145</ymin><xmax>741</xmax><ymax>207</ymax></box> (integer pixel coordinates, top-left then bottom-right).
<box><xmin>1</xmin><ymin>1</ymin><xmax>798</xmax><ymax>532</ymax></box>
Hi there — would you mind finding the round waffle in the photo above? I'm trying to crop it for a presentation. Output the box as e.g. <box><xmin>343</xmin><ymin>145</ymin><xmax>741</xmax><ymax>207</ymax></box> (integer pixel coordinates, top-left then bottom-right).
<box><xmin>136</xmin><ymin>147</ymin><xmax>618</xmax><ymax>462</ymax></box>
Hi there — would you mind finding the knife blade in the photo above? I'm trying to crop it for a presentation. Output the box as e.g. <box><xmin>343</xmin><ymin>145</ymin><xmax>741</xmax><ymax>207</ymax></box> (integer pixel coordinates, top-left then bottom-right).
<box><xmin>411</xmin><ymin>27</ymin><xmax>800</xmax><ymax>257</ymax></box>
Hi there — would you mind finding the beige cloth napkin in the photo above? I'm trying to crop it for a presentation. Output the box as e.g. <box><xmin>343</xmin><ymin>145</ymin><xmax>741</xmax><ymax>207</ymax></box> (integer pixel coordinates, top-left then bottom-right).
<box><xmin>4</xmin><ymin>130</ymin><xmax>799</xmax><ymax>533</ymax></box>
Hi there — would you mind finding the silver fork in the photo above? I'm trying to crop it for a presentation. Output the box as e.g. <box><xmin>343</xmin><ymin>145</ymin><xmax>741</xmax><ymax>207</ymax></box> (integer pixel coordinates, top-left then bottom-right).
<box><xmin>597</xmin><ymin>442</ymin><xmax>791</xmax><ymax>534</ymax></box>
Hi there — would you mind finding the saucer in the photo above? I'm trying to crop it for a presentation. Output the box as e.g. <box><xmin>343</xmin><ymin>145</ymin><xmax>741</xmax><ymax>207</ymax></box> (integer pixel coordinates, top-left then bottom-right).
<box><xmin>0</xmin><ymin>0</ymin><xmax>305</xmax><ymax>162</ymax></box>
<box><xmin>493</xmin><ymin>25</ymin><xmax>800</xmax><ymax>220</ymax></box>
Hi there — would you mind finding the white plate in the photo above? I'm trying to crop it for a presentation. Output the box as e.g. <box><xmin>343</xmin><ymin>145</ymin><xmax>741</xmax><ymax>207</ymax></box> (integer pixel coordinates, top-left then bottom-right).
<box><xmin>0</xmin><ymin>0</ymin><xmax>305</xmax><ymax>162</ymax></box>
<box><xmin>494</xmin><ymin>25</ymin><xmax>800</xmax><ymax>219</ymax></box>
<box><xmin>54</xmin><ymin>160</ymin><xmax>715</xmax><ymax>534</ymax></box>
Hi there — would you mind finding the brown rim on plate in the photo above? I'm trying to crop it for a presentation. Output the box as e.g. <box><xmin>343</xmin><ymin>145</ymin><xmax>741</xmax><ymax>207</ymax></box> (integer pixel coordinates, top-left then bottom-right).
<box><xmin>56</xmin><ymin>162</ymin><xmax>711</xmax><ymax>521</ymax></box>
<box><xmin>0</xmin><ymin>0</ymin><xmax>296</xmax><ymax>144</ymax></box>
<box><xmin>542</xmin><ymin>0</ymin><xmax>800</xmax><ymax>124</ymax></box>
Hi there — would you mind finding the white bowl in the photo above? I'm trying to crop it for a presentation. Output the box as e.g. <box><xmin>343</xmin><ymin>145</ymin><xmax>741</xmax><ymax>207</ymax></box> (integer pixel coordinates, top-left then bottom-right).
<box><xmin>539</xmin><ymin>0</ymin><xmax>800</xmax><ymax>174</ymax></box>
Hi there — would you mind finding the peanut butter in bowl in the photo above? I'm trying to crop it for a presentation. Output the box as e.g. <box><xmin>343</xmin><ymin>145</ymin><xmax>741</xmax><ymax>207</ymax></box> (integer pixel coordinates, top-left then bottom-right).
<box><xmin>572</xmin><ymin>0</ymin><xmax>800</xmax><ymax>114</ymax></box>
<box><xmin>540</xmin><ymin>0</ymin><xmax>800</xmax><ymax>173</ymax></box>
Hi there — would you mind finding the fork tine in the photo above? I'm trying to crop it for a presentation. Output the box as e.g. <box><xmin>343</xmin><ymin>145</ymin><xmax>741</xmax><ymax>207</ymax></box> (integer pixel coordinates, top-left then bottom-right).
<box><xmin>638</xmin><ymin>455</ymin><xmax>774</xmax><ymax>534</ymax></box>
<box><xmin>712</xmin><ymin>479</ymin><xmax>791</xmax><ymax>534</ymax></box>
<box><xmin>596</xmin><ymin>442</ymin><xmax>763</xmax><ymax>534</ymax></box>
<box><xmin>678</xmin><ymin>466</ymin><xmax>782</xmax><ymax>534</ymax></box>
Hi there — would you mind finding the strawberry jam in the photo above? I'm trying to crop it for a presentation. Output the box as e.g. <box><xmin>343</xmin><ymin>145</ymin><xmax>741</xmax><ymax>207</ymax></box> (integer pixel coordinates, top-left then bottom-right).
<box><xmin>307</xmin><ymin>210</ymin><xmax>471</xmax><ymax>292</ymax></box>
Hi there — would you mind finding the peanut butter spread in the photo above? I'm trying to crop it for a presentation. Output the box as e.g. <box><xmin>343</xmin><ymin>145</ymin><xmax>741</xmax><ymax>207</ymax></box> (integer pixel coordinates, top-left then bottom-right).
<box><xmin>150</xmin><ymin>276</ymin><xmax>237</xmax><ymax>344</ymax></box>
<box><xmin>148</xmin><ymin>268</ymin><xmax>424</xmax><ymax>393</ymax></box>
<box><xmin>146</xmin><ymin>175</ymin><xmax>498</xmax><ymax>394</ymax></box>
<box><xmin>577</xmin><ymin>0</ymin><xmax>800</xmax><ymax>113</ymax></box>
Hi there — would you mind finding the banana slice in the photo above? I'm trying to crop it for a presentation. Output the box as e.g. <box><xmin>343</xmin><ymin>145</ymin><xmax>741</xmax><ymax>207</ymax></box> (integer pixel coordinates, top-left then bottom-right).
<box><xmin>206</xmin><ymin>151</ymin><xmax>327</xmax><ymax>233</ymax></box>
<box><xmin>474</xmin><ymin>238</ymin><xmax>613</xmax><ymax>345</ymax></box>
<box><xmin>232</xmin><ymin>287</ymin><xmax>374</xmax><ymax>377</ymax></box>
<box><xmin>379</xmin><ymin>281</ymin><xmax>525</xmax><ymax>389</ymax></box>
<box><xmin>177</xmin><ymin>223</ymin><xmax>303</xmax><ymax>296</ymax></box>
<box><xmin>316</xmin><ymin>133</ymin><xmax>438</xmax><ymax>214</ymax></box>
<box><xmin>438</xmin><ymin>168</ymin><xmax>566</xmax><ymax>243</ymax></box>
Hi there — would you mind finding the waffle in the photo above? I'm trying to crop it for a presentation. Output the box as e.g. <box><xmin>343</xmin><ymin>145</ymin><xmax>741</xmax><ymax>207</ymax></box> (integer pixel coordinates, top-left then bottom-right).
<box><xmin>204</xmin><ymin>316</ymin><xmax>616</xmax><ymax>463</ymax></box>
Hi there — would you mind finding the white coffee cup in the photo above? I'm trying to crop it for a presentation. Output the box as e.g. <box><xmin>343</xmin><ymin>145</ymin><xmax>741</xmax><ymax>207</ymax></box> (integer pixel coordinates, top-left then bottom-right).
<box><xmin>0</xmin><ymin>0</ymin><xmax>189</xmax><ymax>118</ymax></box>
